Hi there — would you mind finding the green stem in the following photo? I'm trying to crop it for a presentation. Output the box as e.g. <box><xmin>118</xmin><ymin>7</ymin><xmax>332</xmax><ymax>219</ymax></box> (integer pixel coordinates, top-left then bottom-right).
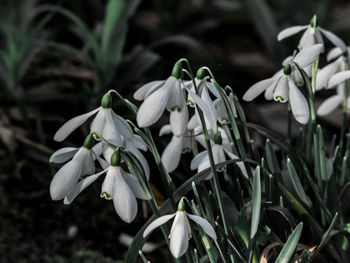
<box><xmin>340</xmin><ymin>57</ymin><xmax>350</xmax><ymax>155</ymax></box>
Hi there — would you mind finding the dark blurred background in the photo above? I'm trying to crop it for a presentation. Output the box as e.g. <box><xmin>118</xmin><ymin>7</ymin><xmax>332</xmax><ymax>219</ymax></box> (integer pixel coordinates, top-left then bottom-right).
<box><xmin>1</xmin><ymin>0</ymin><xmax>350</xmax><ymax>262</ymax></box>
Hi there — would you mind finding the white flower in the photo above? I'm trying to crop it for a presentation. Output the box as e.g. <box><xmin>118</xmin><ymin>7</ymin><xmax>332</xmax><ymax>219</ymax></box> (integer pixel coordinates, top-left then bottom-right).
<box><xmin>277</xmin><ymin>16</ymin><xmax>346</xmax><ymax>51</ymax></box>
<box><xmin>214</xmin><ymin>92</ymin><xmax>237</xmax><ymax>123</ymax></box>
<box><xmin>54</xmin><ymin>93</ymin><xmax>119</xmax><ymax>142</ymax></box>
<box><xmin>317</xmin><ymin>71</ymin><xmax>350</xmax><ymax>116</ymax></box>
<box><xmin>49</xmin><ymin>135</ymin><xmax>96</xmax><ymax>200</ymax></box>
<box><xmin>159</xmin><ymin>125</ymin><xmax>190</xmax><ymax>173</ymax></box>
<box><xmin>143</xmin><ymin>199</ymin><xmax>217</xmax><ymax>258</ymax></box>
<box><xmin>186</xmin><ymin>84</ymin><xmax>218</xmax><ymax>133</ymax></box>
<box><xmin>190</xmin><ymin>130</ymin><xmax>248</xmax><ymax>179</ymax></box>
<box><xmin>185</xmin><ymin>77</ymin><xmax>220</xmax><ymax>107</ymax></box>
<box><xmin>63</xmin><ymin>151</ymin><xmax>148</xmax><ymax>223</ymax></box>
<box><xmin>316</xmin><ymin>47</ymin><xmax>350</xmax><ymax>91</ymax></box>
<box><xmin>243</xmin><ymin>44</ymin><xmax>324</xmax><ymax>124</ymax></box>
<box><xmin>134</xmin><ymin>63</ymin><xmax>186</xmax><ymax>128</ymax></box>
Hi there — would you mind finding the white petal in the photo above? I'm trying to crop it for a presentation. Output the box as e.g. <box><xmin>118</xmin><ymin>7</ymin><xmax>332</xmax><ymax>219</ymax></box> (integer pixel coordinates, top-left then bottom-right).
<box><xmin>64</xmin><ymin>168</ymin><xmax>108</xmax><ymax>204</ymax></box>
<box><xmin>213</xmin><ymin>144</ymin><xmax>225</xmax><ymax>167</ymax></box>
<box><xmin>92</xmin><ymin>142</ymin><xmax>103</xmax><ymax>157</ymax></box>
<box><xmin>143</xmin><ymin>213</ymin><xmax>176</xmax><ymax>237</ymax></box>
<box><xmin>187</xmin><ymin>214</ymin><xmax>217</xmax><ymax>240</ymax></box>
<box><xmin>103</xmin><ymin>110</ymin><xmax>123</xmax><ymax>146</ymax></box>
<box><xmin>97</xmin><ymin>156</ymin><xmax>109</xmax><ymax>169</ymax></box>
<box><xmin>190</xmin><ymin>151</ymin><xmax>207</xmax><ymax>170</ymax></box>
<box><xmin>328</xmin><ymin>71</ymin><xmax>350</xmax><ymax>89</ymax></box>
<box><xmin>187</xmin><ymin>114</ymin><xmax>200</xmax><ymax>130</ymax></box>
<box><xmin>126</xmin><ymin>145</ymin><xmax>150</xmax><ymax>180</ymax></box>
<box><xmin>81</xmin><ymin>150</ymin><xmax>95</xmax><ymax>175</ymax></box>
<box><xmin>243</xmin><ymin>78</ymin><xmax>275</xmax><ymax>101</ymax></box>
<box><xmin>162</xmin><ymin>136</ymin><xmax>183</xmax><ymax>173</ymax></box>
<box><xmin>133</xmin><ymin>80</ymin><xmax>164</xmax><ymax>101</ymax></box>
<box><xmin>187</xmin><ymin>89</ymin><xmax>217</xmax><ymax>132</ymax></box>
<box><xmin>169</xmin><ymin>212</ymin><xmax>190</xmax><ymax>258</ymax></box>
<box><xmin>170</xmin><ymin>105</ymin><xmax>188</xmax><ymax>136</ymax></box>
<box><xmin>273</xmin><ymin>75</ymin><xmax>288</xmax><ymax>103</ymax></box>
<box><xmin>224</xmin><ymin>149</ymin><xmax>248</xmax><ymax>179</ymax></box>
<box><xmin>50</xmin><ymin>158</ymin><xmax>82</xmax><ymax>200</ymax></box>
<box><xmin>131</xmin><ymin>135</ymin><xmax>148</xmax><ymax>151</ymax></box>
<box><xmin>159</xmin><ymin>124</ymin><xmax>172</xmax><ymax>136</ymax></box>
<box><xmin>293</xmin><ymin>44</ymin><xmax>324</xmax><ymax>68</ymax></box>
<box><xmin>288</xmin><ymin>79</ymin><xmax>310</xmax><ymax>124</ymax></box>
<box><xmin>49</xmin><ymin>147</ymin><xmax>78</xmax><ymax>163</ymax></box>
<box><xmin>207</xmin><ymin>80</ymin><xmax>220</xmax><ymax>98</ymax></box>
<box><xmin>327</xmin><ymin>47</ymin><xmax>343</xmax><ymax>61</ymax></box>
<box><xmin>112</xmin><ymin>112</ymin><xmax>133</xmax><ymax>140</ymax></box>
<box><xmin>299</xmin><ymin>27</ymin><xmax>318</xmax><ymax>49</ymax></box>
<box><xmin>101</xmin><ymin>167</ymin><xmax>116</xmax><ymax>199</ymax></box>
<box><xmin>316</xmin><ymin>61</ymin><xmax>340</xmax><ymax>90</ymax></box>
<box><xmin>113</xmin><ymin>167</ymin><xmax>138</xmax><ymax>223</ymax></box>
<box><xmin>167</xmin><ymin>78</ymin><xmax>185</xmax><ymax>111</ymax></box>
<box><xmin>282</xmin><ymin>56</ymin><xmax>293</xmax><ymax>67</ymax></box>
<box><xmin>277</xmin><ymin>25</ymin><xmax>308</xmax><ymax>41</ymax></box>
<box><xmin>54</xmin><ymin>108</ymin><xmax>99</xmax><ymax>142</ymax></box>
<box><xmin>317</xmin><ymin>95</ymin><xmax>342</xmax><ymax>116</ymax></box>
<box><xmin>264</xmin><ymin>79</ymin><xmax>278</xmax><ymax>100</ymax></box>
<box><xmin>320</xmin><ymin>28</ymin><xmax>347</xmax><ymax>52</ymax></box>
<box><xmin>136</xmin><ymin>80</ymin><xmax>171</xmax><ymax>127</ymax></box>
<box><xmin>201</xmin><ymin>85</ymin><xmax>218</xmax><ymax>131</ymax></box>
<box><xmin>90</xmin><ymin>108</ymin><xmax>107</xmax><ymax>135</ymax></box>
<box><xmin>123</xmin><ymin>172</ymin><xmax>148</xmax><ymax>200</ymax></box>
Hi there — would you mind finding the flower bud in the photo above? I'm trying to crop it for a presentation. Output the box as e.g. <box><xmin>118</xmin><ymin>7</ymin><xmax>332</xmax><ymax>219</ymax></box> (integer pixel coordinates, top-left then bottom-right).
<box><xmin>110</xmin><ymin>149</ymin><xmax>121</xmax><ymax>167</ymax></box>
<box><xmin>172</xmin><ymin>61</ymin><xmax>182</xmax><ymax>79</ymax></box>
<box><xmin>177</xmin><ymin>197</ymin><xmax>185</xmax><ymax>211</ymax></box>
<box><xmin>101</xmin><ymin>93</ymin><xmax>112</xmax><ymax>108</ymax></box>
<box><xmin>283</xmin><ymin>64</ymin><xmax>291</xmax><ymax>75</ymax></box>
<box><xmin>83</xmin><ymin>134</ymin><xmax>95</xmax><ymax>149</ymax></box>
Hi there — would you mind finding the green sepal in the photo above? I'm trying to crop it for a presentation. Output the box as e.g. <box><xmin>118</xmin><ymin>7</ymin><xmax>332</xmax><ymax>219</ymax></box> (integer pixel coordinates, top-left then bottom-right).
<box><xmin>110</xmin><ymin>149</ymin><xmax>121</xmax><ymax>166</ymax></box>
<box><xmin>310</xmin><ymin>14</ymin><xmax>317</xmax><ymax>28</ymax></box>
<box><xmin>171</xmin><ymin>61</ymin><xmax>182</xmax><ymax>79</ymax></box>
<box><xmin>101</xmin><ymin>93</ymin><xmax>112</xmax><ymax>108</ymax></box>
<box><xmin>177</xmin><ymin>197</ymin><xmax>185</xmax><ymax>211</ymax></box>
<box><xmin>83</xmin><ymin>134</ymin><xmax>95</xmax><ymax>149</ymax></box>
<box><xmin>283</xmin><ymin>64</ymin><xmax>291</xmax><ymax>75</ymax></box>
<box><xmin>196</xmin><ymin>68</ymin><xmax>206</xmax><ymax>80</ymax></box>
<box><xmin>214</xmin><ymin>131</ymin><xmax>223</xmax><ymax>145</ymax></box>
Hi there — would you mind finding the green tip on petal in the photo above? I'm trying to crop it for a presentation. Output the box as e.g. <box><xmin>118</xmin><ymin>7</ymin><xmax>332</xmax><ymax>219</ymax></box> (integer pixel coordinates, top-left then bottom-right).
<box><xmin>83</xmin><ymin>134</ymin><xmax>95</xmax><ymax>149</ymax></box>
<box><xmin>110</xmin><ymin>149</ymin><xmax>121</xmax><ymax>166</ymax></box>
<box><xmin>274</xmin><ymin>95</ymin><xmax>285</xmax><ymax>102</ymax></box>
<box><xmin>283</xmin><ymin>64</ymin><xmax>292</xmax><ymax>75</ymax></box>
<box><xmin>101</xmin><ymin>93</ymin><xmax>112</xmax><ymax>108</ymax></box>
<box><xmin>177</xmin><ymin>197</ymin><xmax>185</xmax><ymax>211</ymax></box>
<box><xmin>196</xmin><ymin>68</ymin><xmax>206</xmax><ymax>80</ymax></box>
<box><xmin>187</xmin><ymin>100</ymin><xmax>195</xmax><ymax>107</ymax></box>
<box><xmin>310</xmin><ymin>14</ymin><xmax>318</xmax><ymax>28</ymax></box>
<box><xmin>172</xmin><ymin>61</ymin><xmax>182</xmax><ymax>79</ymax></box>
<box><xmin>214</xmin><ymin>131</ymin><xmax>222</xmax><ymax>145</ymax></box>
<box><xmin>101</xmin><ymin>191</ymin><xmax>111</xmax><ymax>199</ymax></box>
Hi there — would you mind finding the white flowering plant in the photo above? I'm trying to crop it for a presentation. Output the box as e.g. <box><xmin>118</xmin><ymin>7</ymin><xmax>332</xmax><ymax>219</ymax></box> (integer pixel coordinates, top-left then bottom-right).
<box><xmin>49</xmin><ymin>14</ymin><xmax>350</xmax><ymax>262</ymax></box>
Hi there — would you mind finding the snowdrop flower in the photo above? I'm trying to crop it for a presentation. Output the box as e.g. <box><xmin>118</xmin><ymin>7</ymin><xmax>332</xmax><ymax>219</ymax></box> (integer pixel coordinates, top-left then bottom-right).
<box><xmin>215</xmin><ymin>92</ymin><xmax>237</xmax><ymax>123</ymax></box>
<box><xmin>54</xmin><ymin>93</ymin><xmax>119</xmax><ymax>142</ymax></box>
<box><xmin>134</xmin><ymin>62</ymin><xmax>187</xmax><ymax>128</ymax></box>
<box><xmin>317</xmin><ymin>71</ymin><xmax>350</xmax><ymax>116</ymax></box>
<box><xmin>191</xmin><ymin>131</ymin><xmax>248</xmax><ymax>179</ymax></box>
<box><xmin>316</xmin><ymin>47</ymin><xmax>350</xmax><ymax>91</ymax></box>
<box><xmin>159</xmin><ymin>125</ymin><xmax>190</xmax><ymax>173</ymax></box>
<box><xmin>50</xmin><ymin>134</ymin><xmax>96</xmax><ymax>200</ymax></box>
<box><xmin>243</xmin><ymin>44</ymin><xmax>324</xmax><ymax>124</ymax></box>
<box><xmin>143</xmin><ymin>198</ymin><xmax>217</xmax><ymax>258</ymax></box>
<box><xmin>186</xmin><ymin>84</ymin><xmax>218</xmax><ymax>133</ymax></box>
<box><xmin>64</xmin><ymin>150</ymin><xmax>148</xmax><ymax>223</ymax></box>
<box><xmin>278</xmin><ymin>15</ymin><xmax>346</xmax><ymax>51</ymax></box>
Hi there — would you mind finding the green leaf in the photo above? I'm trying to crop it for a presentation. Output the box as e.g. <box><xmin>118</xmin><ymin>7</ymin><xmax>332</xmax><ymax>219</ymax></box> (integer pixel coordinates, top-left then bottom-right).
<box><xmin>101</xmin><ymin>0</ymin><xmax>125</xmax><ymax>53</ymax></box>
<box><xmin>250</xmin><ymin>166</ymin><xmax>261</xmax><ymax>239</ymax></box>
<box><xmin>307</xmin><ymin>213</ymin><xmax>338</xmax><ymax>262</ymax></box>
<box><xmin>286</xmin><ymin>158</ymin><xmax>310</xmax><ymax>206</ymax></box>
<box><xmin>264</xmin><ymin>139</ymin><xmax>280</xmax><ymax>174</ymax></box>
<box><xmin>275</xmin><ymin>222</ymin><xmax>303</xmax><ymax>263</ymax></box>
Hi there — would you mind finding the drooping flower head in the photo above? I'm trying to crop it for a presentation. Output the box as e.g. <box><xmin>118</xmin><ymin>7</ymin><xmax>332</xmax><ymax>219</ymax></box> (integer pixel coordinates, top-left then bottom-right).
<box><xmin>143</xmin><ymin>197</ymin><xmax>217</xmax><ymax>258</ymax></box>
